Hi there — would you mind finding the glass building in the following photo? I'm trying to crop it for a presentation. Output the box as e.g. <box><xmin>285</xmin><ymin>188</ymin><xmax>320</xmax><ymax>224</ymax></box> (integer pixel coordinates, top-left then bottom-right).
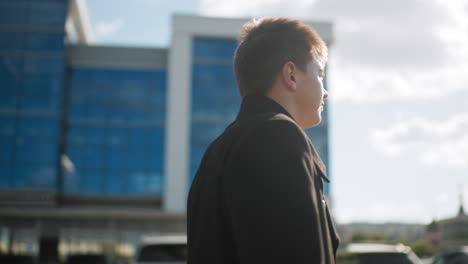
<box><xmin>0</xmin><ymin>1</ymin><xmax>334</xmax><ymax>261</ymax></box>
<box><xmin>0</xmin><ymin>0</ymin><xmax>67</xmax><ymax>192</ymax></box>
<box><xmin>65</xmin><ymin>60</ymin><xmax>166</xmax><ymax>196</ymax></box>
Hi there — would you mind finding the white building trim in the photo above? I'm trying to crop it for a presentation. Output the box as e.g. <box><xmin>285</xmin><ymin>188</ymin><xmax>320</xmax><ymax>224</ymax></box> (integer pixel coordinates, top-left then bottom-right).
<box><xmin>66</xmin><ymin>0</ymin><xmax>94</xmax><ymax>44</ymax></box>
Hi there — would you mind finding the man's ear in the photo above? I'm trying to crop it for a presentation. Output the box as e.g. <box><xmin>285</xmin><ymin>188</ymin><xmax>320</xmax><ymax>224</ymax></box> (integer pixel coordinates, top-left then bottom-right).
<box><xmin>281</xmin><ymin>61</ymin><xmax>297</xmax><ymax>91</ymax></box>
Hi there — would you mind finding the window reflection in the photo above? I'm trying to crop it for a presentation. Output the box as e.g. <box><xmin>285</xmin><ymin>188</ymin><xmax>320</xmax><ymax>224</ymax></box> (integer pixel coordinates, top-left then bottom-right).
<box><xmin>64</xmin><ymin>68</ymin><xmax>167</xmax><ymax>196</ymax></box>
<box><xmin>190</xmin><ymin>38</ymin><xmax>240</xmax><ymax>182</ymax></box>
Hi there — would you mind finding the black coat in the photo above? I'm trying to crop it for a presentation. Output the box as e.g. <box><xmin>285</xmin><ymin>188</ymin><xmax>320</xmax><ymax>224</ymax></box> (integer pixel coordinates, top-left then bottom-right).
<box><xmin>187</xmin><ymin>95</ymin><xmax>340</xmax><ymax>264</ymax></box>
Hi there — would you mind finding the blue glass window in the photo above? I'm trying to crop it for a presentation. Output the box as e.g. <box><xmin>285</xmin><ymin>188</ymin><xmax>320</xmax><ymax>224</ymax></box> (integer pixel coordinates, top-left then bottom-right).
<box><xmin>148</xmin><ymin>149</ymin><xmax>164</xmax><ymax>170</ymax></box>
<box><xmin>68</xmin><ymin>125</ymin><xmax>87</xmax><ymax>146</ymax></box>
<box><xmin>0</xmin><ymin>116</ymin><xmax>16</xmax><ymax>136</ymax></box>
<box><xmin>28</xmin><ymin>1</ymin><xmax>68</xmax><ymax>28</ymax></box>
<box><xmin>26</xmin><ymin>33</ymin><xmax>65</xmax><ymax>52</ymax></box>
<box><xmin>0</xmin><ymin>32</ymin><xmax>26</xmax><ymax>51</ymax></box>
<box><xmin>128</xmin><ymin>169</ymin><xmax>143</xmax><ymax>192</ymax></box>
<box><xmin>70</xmin><ymin>81</ymin><xmax>89</xmax><ymax>103</ymax></box>
<box><xmin>14</xmin><ymin>166</ymin><xmax>56</xmax><ymax>190</ymax></box>
<box><xmin>106</xmin><ymin>150</ymin><xmax>127</xmax><ymax>169</ymax></box>
<box><xmin>83</xmin><ymin>147</ymin><xmax>105</xmax><ymax>169</ymax></box>
<box><xmin>81</xmin><ymin>169</ymin><xmax>103</xmax><ymax>194</ymax></box>
<box><xmin>193</xmin><ymin>38</ymin><xmax>237</xmax><ymax>59</ymax></box>
<box><xmin>145</xmin><ymin>171</ymin><xmax>163</xmax><ymax>195</ymax></box>
<box><xmin>0</xmin><ymin>167</ymin><xmax>13</xmax><ymax>188</ymax></box>
<box><xmin>0</xmin><ymin>55</ymin><xmax>23</xmax><ymax>73</ymax></box>
<box><xmin>88</xmin><ymin>83</ymin><xmax>107</xmax><ymax>105</ymax></box>
<box><xmin>15</xmin><ymin>142</ymin><xmax>57</xmax><ymax>166</ymax></box>
<box><xmin>149</xmin><ymin>128</ymin><xmax>164</xmax><ymax>147</ymax></box>
<box><xmin>108</xmin><ymin>126</ymin><xmax>128</xmax><ymax>144</ymax></box>
<box><xmin>20</xmin><ymin>94</ymin><xmax>61</xmax><ymax>113</ymax></box>
<box><xmin>0</xmin><ymin>0</ymin><xmax>67</xmax><ymax>29</ymax></box>
<box><xmin>65</xmin><ymin>67</ymin><xmax>167</xmax><ymax>196</ymax></box>
<box><xmin>129</xmin><ymin>127</ymin><xmax>150</xmax><ymax>146</ymax></box>
<box><xmin>86</xmin><ymin>126</ymin><xmax>106</xmax><ymax>146</ymax></box>
<box><xmin>190</xmin><ymin>37</ymin><xmax>240</xmax><ymax>182</ymax></box>
<box><xmin>66</xmin><ymin>147</ymin><xmax>84</xmax><ymax>170</ymax></box>
<box><xmin>0</xmin><ymin>142</ymin><xmax>14</xmax><ymax>165</ymax></box>
<box><xmin>13</xmin><ymin>166</ymin><xmax>33</xmax><ymax>188</ymax></box>
<box><xmin>0</xmin><ymin>1</ymin><xmax>29</xmax><ymax>27</ymax></box>
<box><xmin>17</xmin><ymin>118</ymin><xmax>58</xmax><ymax>139</ymax></box>
<box><xmin>69</xmin><ymin>106</ymin><xmax>87</xmax><ymax>119</ymax></box>
<box><xmin>21</xmin><ymin>74</ymin><xmax>62</xmax><ymax>97</ymax></box>
<box><xmin>63</xmin><ymin>169</ymin><xmax>81</xmax><ymax>194</ymax></box>
<box><xmin>128</xmin><ymin>150</ymin><xmax>150</xmax><ymax>170</ymax></box>
<box><xmin>129</xmin><ymin>170</ymin><xmax>162</xmax><ymax>195</ymax></box>
<box><xmin>106</xmin><ymin>169</ymin><xmax>125</xmax><ymax>195</ymax></box>
<box><xmin>0</xmin><ymin>0</ymin><xmax>69</xmax><ymax>193</ymax></box>
<box><xmin>0</xmin><ymin>73</ymin><xmax>20</xmax><ymax>95</ymax></box>
<box><xmin>0</xmin><ymin>94</ymin><xmax>18</xmax><ymax>111</ymax></box>
<box><xmin>23</xmin><ymin>55</ymin><xmax>64</xmax><ymax>74</ymax></box>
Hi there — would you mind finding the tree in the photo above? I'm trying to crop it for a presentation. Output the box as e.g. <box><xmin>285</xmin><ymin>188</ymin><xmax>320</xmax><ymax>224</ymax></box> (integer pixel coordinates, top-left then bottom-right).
<box><xmin>351</xmin><ymin>231</ymin><xmax>368</xmax><ymax>243</ymax></box>
<box><xmin>350</xmin><ymin>231</ymin><xmax>388</xmax><ymax>243</ymax></box>
<box><xmin>411</xmin><ymin>239</ymin><xmax>437</xmax><ymax>258</ymax></box>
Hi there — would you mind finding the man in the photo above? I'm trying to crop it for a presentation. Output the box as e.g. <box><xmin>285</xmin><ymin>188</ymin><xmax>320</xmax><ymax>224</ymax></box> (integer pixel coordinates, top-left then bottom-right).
<box><xmin>187</xmin><ymin>17</ymin><xmax>340</xmax><ymax>263</ymax></box>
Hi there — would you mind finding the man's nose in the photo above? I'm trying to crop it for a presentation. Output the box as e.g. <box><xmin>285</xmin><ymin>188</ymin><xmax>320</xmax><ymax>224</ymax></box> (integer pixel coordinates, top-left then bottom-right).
<box><xmin>323</xmin><ymin>89</ymin><xmax>329</xmax><ymax>99</ymax></box>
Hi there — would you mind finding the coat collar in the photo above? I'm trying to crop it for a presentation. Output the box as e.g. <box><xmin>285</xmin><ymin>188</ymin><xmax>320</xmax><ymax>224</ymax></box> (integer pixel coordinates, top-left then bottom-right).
<box><xmin>236</xmin><ymin>94</ymin><xmax>294</xmax><ymax>121</ymax></box>
<box><xmin>235</xmin><ymin>94</ymin><xmax>330</xmax><ymax>183</ymax></box>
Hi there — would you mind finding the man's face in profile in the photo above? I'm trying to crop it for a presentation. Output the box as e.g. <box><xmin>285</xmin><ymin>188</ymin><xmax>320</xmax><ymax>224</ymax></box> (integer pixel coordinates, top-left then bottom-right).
<box><xmin>294</xmin><ymin>58</ymin><xmax>328</xmax><ymax>129</ymax></box>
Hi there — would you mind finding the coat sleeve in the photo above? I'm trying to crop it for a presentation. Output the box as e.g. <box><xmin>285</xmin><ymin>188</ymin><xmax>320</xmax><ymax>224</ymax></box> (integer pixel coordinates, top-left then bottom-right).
<box><xmin>223</xmin><ymin>119</ymin><xmax>326</xmax><ymax>264</ymax></box>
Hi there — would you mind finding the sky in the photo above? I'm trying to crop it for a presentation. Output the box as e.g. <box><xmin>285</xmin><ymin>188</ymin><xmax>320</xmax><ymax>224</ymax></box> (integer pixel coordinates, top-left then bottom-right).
<box><xmin>85</xmin><ymin>0</ymin><xmax>468</xmax><ymax>224</ymax></box>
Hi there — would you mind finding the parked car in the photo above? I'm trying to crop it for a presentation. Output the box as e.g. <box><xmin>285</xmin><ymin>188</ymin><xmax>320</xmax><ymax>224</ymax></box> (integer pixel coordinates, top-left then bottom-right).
<box><xmin>0</xmin><ymin>254</ymin><xmax>38</xmax><ymax>264</ymax></box>
<box><xmin>132</xmin><ymin>235</ymin><xmax>187</xmax><ymax>264</ymax></box>
<box><xmin>337</xmin><ymin>243</ymin><xmax>423</xmax><ymax>264</ymax></box>
<box><xmin>431</xmin><ymin>246</ymin><xmax>468</xmax><ymax>264</ymax></box>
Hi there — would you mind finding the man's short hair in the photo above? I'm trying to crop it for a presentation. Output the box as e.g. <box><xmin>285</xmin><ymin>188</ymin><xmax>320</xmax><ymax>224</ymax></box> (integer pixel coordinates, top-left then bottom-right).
<box><xmin>234</xmin><ymin>17</ymin><xmax>328</xmax><ymax>98</ymax></box>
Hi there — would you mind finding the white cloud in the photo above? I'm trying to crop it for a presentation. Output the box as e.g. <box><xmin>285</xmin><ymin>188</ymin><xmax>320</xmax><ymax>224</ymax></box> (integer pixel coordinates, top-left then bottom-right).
<box><xmin>370</xmin><ymin>112</ymin><xmax>468</xmax><ymax>168</ymax></box>
<box><xmin>95</xmin><ymin>18</ymin><xmax>123</xmax><ymax>38</ymax></box>
<box><xmin>310</xmin><ymin>0</ymin><xmax>467</xmax><ymax>67</ymax></box>
<box><xmin>436</xmin><ymin>193</ymin><xmax>449</xmax><ymax>205</ymax></box>
<box><xmin>319</xmin><ymin>0</ymin><xmax>468</xmax><ymax>102</ymax></box>
<box><xmin>201</xmin><ymin>0</ymin><xmax>468</xmax><ymax>102</ymax></box>
<box><xmin>200</xmin><ymin>0</ymin><xmax>317</xmax><ymax>19</ymax></box>
<box><xmin>329</xmin><ymin>66</ymin><xmax>468</xmax><ymax>103</ymax></box>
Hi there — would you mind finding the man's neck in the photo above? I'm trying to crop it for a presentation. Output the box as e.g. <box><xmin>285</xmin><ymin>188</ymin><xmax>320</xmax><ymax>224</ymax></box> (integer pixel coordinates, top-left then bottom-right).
<box><xmin>266</xmin><ymin>88</ymin><xmax>301</xmax><ymax>127</ymax></box>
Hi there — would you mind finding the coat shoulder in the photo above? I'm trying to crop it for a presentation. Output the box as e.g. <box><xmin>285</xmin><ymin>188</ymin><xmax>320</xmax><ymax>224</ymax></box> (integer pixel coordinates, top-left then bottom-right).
<box><xmin>237</xmin><ymin>112</ymin><xmax>311</xmax><ymax>153</ymax></box>
<box><xmin>257</xmin><ymin>113</ymin><xmax>309</xmax><ymax>142</ymax></box>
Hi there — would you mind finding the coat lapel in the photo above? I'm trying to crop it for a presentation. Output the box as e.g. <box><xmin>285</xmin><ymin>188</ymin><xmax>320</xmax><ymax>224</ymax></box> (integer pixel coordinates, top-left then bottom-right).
<box><xmin>308</xmin><ymin>141</ymin><xmax>330</xmax><ymax>183</ymax></box>
<box><xmin>238</xmin><ymin>94</ymin><xmax>330</xmax><ymax>183</ymax></box>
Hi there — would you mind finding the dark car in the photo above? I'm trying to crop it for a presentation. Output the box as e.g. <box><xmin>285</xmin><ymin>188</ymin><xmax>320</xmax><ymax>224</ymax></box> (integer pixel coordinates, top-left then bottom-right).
<box><xmin>337</xmin><ymin>243</ymin><xmax>423</xmax><ymax>264</ymax></box>
<box><xmin>432</xmin><ymin>246</ymin><xmax>468</xmax><ymax>264</ymax></box>
<box><xmin>0</xmin><ymin>254</ymin><xmax>38</xmax><ymax>264</ymax></box>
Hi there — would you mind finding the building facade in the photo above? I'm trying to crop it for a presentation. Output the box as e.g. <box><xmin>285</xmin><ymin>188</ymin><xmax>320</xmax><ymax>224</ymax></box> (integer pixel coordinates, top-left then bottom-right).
<box><xmin>0</xmin><ymin>0</ymin><xmax>334</xmax><ymax>260</ymax></box>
